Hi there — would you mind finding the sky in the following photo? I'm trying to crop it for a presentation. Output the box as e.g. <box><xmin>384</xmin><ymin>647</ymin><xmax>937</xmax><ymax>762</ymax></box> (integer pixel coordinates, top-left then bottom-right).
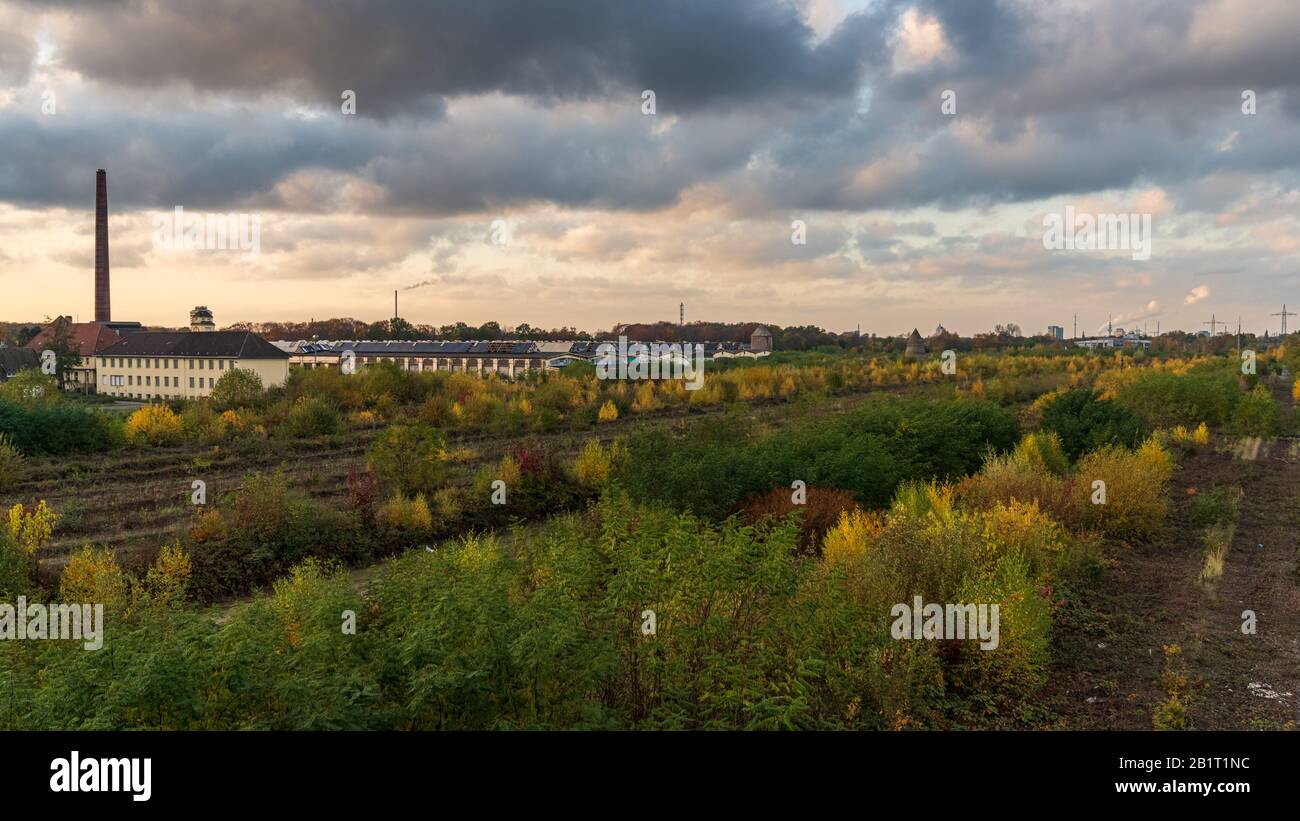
<box><xmin>0</xmin><ymin>0</ymin><xmax>1298</xmax><ymax>337</ymax></box>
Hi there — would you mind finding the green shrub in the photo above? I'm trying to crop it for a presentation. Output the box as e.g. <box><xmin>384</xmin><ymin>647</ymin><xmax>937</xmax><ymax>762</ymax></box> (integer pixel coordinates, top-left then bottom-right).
<box><xmin>1191</xmin><ymin>487</ymin><xmax>1242</xmax><ymax>527</ymax></box>
<box><xmin>1113</xmin><ymin>370</ymin><xmax>1238</xmax><ymax>428</ymax></box>
<box><xmin>285</xmin><ymin>396</ymin><xmax>343</xmax><ymax>437</ymax></box>
<box><xmin>615</xmin><ymin>396</ymin><xmax>1018</xmax><ymax>518</ymax></box>
<box><xmin>1231</xmin><ymin>385</ymin><xmax>1278</xmax><ymax>437</ymax></box>
<box><xmin>1038</xmin><ymin>389</ymin><xmax>1150</xmax><ymax>460</ymax></box>
<box><xmin>367</xmin><ymin>423</ymin><xmax>445</xmax><ymax>496</ymax></box>
<box><xmin>210</xmin><ymin>368</ymin><xmax>265</xmax><ymax>410</ymax></box>
<box><xmin>0</xmin><ymin>399</ymin><xmax>119</xmax><ymax>455</ymax></box>
<box><xmin>0</xmin><ymin>433</ymin><xmax>26</xmax><ymax>493</ymax></box>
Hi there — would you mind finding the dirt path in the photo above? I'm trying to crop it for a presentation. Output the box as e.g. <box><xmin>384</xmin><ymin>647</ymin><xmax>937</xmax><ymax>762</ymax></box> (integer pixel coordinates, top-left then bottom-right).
<box><xmin>1051</xmin><ymin>395</ymin><xmax>1300</xmax><ymax>730</ymax></box>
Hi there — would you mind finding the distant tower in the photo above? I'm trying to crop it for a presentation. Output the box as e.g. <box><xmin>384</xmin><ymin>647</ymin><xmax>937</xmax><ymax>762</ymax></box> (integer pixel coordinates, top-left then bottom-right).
<box><xmin>190</xmin><ymin>306</ymin><xmax>216</xmax><ymax>332</ymax></box>
<box><xmin>904</xmin><ymin>329</ymin><xmax>926</xmax><ymax>360</ymax></box>
<box><xmin>94</xmin><ymin>169</ymin><xmax>110</xmax><ymax>321</ymax></box>
<box><xmin>750</xmin><ymin>325</ymin><xmax>773</xmax><ymax>352</ymax></box>
<box><xmin>679</xmin><ymin>302</ymin><xmax>684</xmax><ymax>328</ymax></box>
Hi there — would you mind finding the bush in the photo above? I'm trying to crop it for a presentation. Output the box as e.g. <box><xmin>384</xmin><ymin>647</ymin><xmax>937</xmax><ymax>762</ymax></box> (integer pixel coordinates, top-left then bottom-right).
<box><xmin>378</xmin><ymin>494</ymin><xmax>434</xmax><ymax>541</ymax></box>
<box><xmin>1189</xmin><ymin>486</ymin><xmax>1239</xmax><ymax>527</ymax></box>
<box><xmin>1068</xmin><ymin>439</ymin><xmax>1173</xmax><ymax>541</ymax></box>
<box><xmin>0</xmin><ymin>371</ymin><xmax>58</xmax><ymax>405</ymax></box>
<box><xmin>615</xmin><ymin>396</ymin><xmax>1018</xmax><ymax>519</ymax></box>
<box><xmin>187</xmin><ymin>471</ymin><xmax>367</xmax><ymax>600</ymax></box>
<box><xmin>573</xmin><ymin>439</ymin><xmax>625</xmax><ymax>489</ymax></box>
<box><xmin>125</xmin><ymin>404</ymin><xmax>184</xmax><ymax>446</ymax></box>
<box><xmin>1012</xmin><ymin>430</ymin><xmax>1069</xmax><ymax>476</ymax></box>
<box><xmin>134</xmin><ymin>543</ymin><xmax>193</xmax><ymax>610</ymax></box>
<box><xmin>819</xmin><ymin>507</ymin><xmax>881</xmax><ymax>566</ymax></box>
<box><xmin>1231</xmin><ymin>385</ymin><xmax>1278</xmax><ymax>437</ymax></box>
<box><xmin>59</xmin><ymin>544</ymin><xmax>129</xmax><ymax>610</ymax></box>
<box><xmin>285</xmin><ymin>396</ymin><xmax>343</xmax><ymax>437</ymax></box>
<box><xmin>368</xmin><ymin>423</ymin><xmax>445</xmax><ymax>496</ymax></box>
<box><xmin>1111</xmin><ymin>370</ymin><xmax>1238</xmax><ymax>428</ymax></box>
<box><xmin>1038</xmin><ymin>389</ymin><xmax>1150</xmax><ymax>460</ymax></box>
<box><xmin>0</xmin><ymin>433</ymin><xmax>26</xmax><ymax>493</ymax></box>
<box><xmin>210</xmin><ymin>368</ymin><xmax>265</xmax><ymax>409</ymax></box>
<box><xmin>736</xmin><ymin>486</ymin><xmax>859</xmax><ymax>555</ymax></box>
<box><xmin>0</xmin><ymin>399</ymin><xmax>120</xmax><ymax>455</ymax></box>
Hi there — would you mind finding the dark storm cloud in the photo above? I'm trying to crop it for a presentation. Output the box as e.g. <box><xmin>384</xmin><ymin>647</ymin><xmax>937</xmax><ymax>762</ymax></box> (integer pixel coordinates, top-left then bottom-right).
<box><xmin>26</xmin><ymin>0</ymin><xmax>888</xmax><ymax>116</ymax></box>
<box><xmin>0</xmin><ymin>109</ymin><xmax>376</xmax><ymax>208</ymax></box>
<box><xmin>2</xmin><ymin>0</ymin><xmax>1300</xmax><ymax>218</ymax></box>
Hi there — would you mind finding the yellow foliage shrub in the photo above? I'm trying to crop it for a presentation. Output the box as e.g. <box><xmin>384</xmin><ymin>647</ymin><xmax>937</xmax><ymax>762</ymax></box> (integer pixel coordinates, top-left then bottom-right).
<box><xmin>378</xmin><ymin>494</ymin><xmax>434</xmax><ymax>536</ymax></box>
<box><xmin>597</xmin><ymin>400</ymin><xmax>619</xmax><ymax>422</ymax></box>
<box><xmin>7</xmin><ymin>500</ymin><xmax>58</xmax><ymax>554</ymax></box>
<box><xmin>135</xmin><ymin>543</ymin><xmax>192</xmax><ymax>609</ymax></box>
<box><xmin>631</xmin><ymin>382</ymin><xmax>658</xmax><ymax>413</ymax></box>
<box><xmin>125</xmin><ymin>404</ymin><xmax>183</xmax><ymax>446</ymax></box>
<box><xmin>574</xmin><ymin>439</ymin><xmax>625</xmax><ymax>489</ymax></box>
<box><xmin>820</xmin><ymin>508</ymin><xmax>881</xmax><ymax>566</ymax></box>
<box><xmin>1068</xmin><ymin>439</ymin><xmax>1173</xmax><ymax>541</ymax></box>
<box><xmin>1192</xmin><ymin>422</ymin><xmax>1209</xmax><ymax>445</ymax></box>
<box><xmin>59</xmin><ymin>544</ymin><xmax>129</xmax><ymax>608</ymax></box>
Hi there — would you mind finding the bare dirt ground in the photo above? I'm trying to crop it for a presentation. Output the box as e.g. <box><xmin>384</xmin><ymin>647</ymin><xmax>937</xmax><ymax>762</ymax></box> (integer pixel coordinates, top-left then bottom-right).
<box><xmin>1050</xmin><ymin>391</ymin><xmax>1300</xmax><ymax>730</ymax></box>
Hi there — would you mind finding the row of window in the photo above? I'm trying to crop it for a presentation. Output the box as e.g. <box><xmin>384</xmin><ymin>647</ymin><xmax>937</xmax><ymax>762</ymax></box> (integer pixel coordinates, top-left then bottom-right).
<box><xmin>96</xmin><ymin>357</ymin><xmax>236</xmax><ymax>370</ymax></box>
<box><xmin>106</xmin><ymin>375</ymin><xmax>218</xmax><ymax>389</ymax></box>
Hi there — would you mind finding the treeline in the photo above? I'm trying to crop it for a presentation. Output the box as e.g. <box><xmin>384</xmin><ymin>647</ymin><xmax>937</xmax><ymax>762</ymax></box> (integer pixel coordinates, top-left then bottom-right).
<box><xmin>226</xmin><ymin>317</ymin><xmax>596</xmax><ymax>342</ymax></box>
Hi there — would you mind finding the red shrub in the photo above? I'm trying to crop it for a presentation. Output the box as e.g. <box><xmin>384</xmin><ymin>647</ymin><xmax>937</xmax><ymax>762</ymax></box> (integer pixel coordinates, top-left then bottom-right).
<box><xmin>734</xmin><ymin>486</ymin><xmax>859</xmax><ymax>556</ymax></box>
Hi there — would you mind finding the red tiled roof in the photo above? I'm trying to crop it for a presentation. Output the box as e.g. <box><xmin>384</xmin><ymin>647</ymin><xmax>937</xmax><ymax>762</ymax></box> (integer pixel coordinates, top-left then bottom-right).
<box><xmin>24</xmin><ymin>317</ymin><xmax>123</xmax><ymax>357</ymax></box>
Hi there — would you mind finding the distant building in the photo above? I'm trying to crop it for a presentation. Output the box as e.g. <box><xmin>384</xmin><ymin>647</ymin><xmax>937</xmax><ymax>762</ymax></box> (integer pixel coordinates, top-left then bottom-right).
<box><xmin>190</xmin><ymin>306</ymin><xmax>216</xmax><ymax>332</ymax></box>
<box><xmin>277</xmin><ymin>340</ymin><xmax>594</xmax><ymax>377</ymax></box>
<box><xmin>96</xmin><ymin>330</ymin><xmax>289</xmax><ymax>400</ymax></box>
<box><xmin>0</xmin><ymin>347</ymin><xmax>39</xmax><ymax>383</ymax></box>
<box><xmin>24</xmin><ymin>316</ymin><xmax>143</xmax><ymax>393</ymax></box>
<box><xmin>750</xmin><ymin>325</ymin><xmax>773</xmax><ymax>353</ymax></box>
<box><xmin>904</xmin><ymin>329</ymin><xmax>927</xmax><ymax>360</ymax></box>
<box><xmin>1047</xmin><ymin>325</ymin><xmax>1064</xmax><ymax>340</ymax></box>
<box><xmin>1073</xmin><ymin>331</ymin><xmax>1150</xmax><ymax>351</ymax></box>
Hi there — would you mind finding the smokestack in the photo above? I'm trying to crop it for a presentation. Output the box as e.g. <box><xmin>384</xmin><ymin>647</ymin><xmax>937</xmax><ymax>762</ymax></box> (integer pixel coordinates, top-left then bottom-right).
<box><xmin>94</xmin><ymin>169</ymin><xmax>110</xmax><ymax>322</ymax></box>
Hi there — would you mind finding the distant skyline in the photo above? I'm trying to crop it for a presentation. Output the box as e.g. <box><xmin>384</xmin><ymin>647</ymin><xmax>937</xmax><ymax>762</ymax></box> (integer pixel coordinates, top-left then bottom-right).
<box><xmin>2</xmin><ymin>0</ymin><xmax>1299</xmax><ymax>336</ymax></box>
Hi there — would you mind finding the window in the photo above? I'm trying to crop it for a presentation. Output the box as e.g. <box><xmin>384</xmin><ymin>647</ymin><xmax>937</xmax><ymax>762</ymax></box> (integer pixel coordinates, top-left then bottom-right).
<box><xmin>128</xmin><ymin>375</ymin><xmax>134</xmax><ymax>386</ymax></box>
<box><xmin>219</xmin><ymin>360</ymin><xmax>225</xmax><ymax>370</ymax></box>
<box><xmin>189</xmin><ymin>377</ymin><xmax>195</xmax><ymax>388</ymax></box>
<box><xmin>173</xmin><ymin>359</ymin><xmax>179</xmax><ymax>368</ymax></box>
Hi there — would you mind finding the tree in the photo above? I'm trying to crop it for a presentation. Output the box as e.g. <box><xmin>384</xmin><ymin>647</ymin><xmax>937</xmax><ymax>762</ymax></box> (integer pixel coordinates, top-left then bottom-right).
<box><xmin>0</xmin><ymin>370</ymin><xmax>58</xmax><ymax>406</ymax></box>
<box><xmin>210</xmin><ymin>368</ymin><xmax>265</xmax><ymax>409</ymax></box>
<box><xmin>42</xmin><ymin>321</ymin><xmax>83</xmax><ymax>391</ymax></box>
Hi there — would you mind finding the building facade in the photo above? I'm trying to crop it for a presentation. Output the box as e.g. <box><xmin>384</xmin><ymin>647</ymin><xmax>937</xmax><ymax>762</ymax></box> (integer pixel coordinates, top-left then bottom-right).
<box><xmin>24</xmin><ymin>316</ymin><xmax>144</xmax><ymax>393</ymax></box>
<box><xmin>95</xmin><ymin>331</ymin><xmax>289</xmax><ymax>400</ymax></box>
<box><xmin>276</xmin><ymin>340</ymin><xmax>606</xmax><ymax>376</ymax></box>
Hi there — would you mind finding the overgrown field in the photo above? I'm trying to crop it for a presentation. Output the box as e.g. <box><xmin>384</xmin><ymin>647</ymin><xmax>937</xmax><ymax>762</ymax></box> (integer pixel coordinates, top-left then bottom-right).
<box><xmin>2</xmin><ymin>343</ymin><xmax>1298</xmax><ymax>729</ymax></box>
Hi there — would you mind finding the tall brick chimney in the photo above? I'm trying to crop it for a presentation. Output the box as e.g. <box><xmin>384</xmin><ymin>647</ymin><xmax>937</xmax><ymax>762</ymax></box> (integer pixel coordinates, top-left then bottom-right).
<box><xmin>94</xmin><ymin>169</ymin><xmax>110</xmax><ymax>322</ymax></box>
